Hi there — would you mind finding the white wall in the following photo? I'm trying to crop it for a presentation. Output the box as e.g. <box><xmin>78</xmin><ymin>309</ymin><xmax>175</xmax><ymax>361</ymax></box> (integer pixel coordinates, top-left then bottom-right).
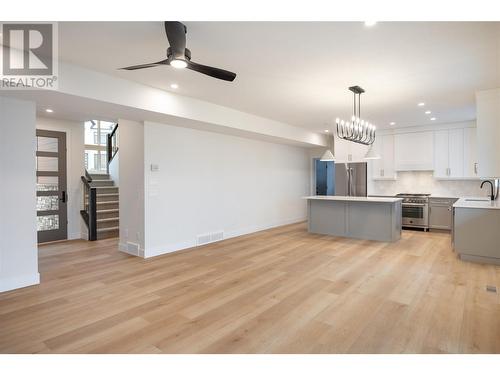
<box><xmin>118</xmin><ymin>120</ymin><xmax>145</xmax><ymax>256</ymax></box>
<box><xmin>108</xmin><ymin>152</ymin><xmax>119</xmax><ymax>186</ymax></box>
<box><xmin>36</xmin><ymin>117</ymin><xmax>85</xmax><ymax>240</ymax></box>
<box><xmin>0</xmin><ymin>97</ymin><xmax>39</xmax><ymax>292</ymax></box>
<box><xmin>142</xmin><ymin>121</ymin><xmax>310</xmax><ymax>258</ymax></box>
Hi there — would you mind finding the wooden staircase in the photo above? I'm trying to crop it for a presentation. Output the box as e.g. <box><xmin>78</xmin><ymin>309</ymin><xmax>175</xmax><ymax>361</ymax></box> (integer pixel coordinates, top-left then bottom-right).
<box><xmin>89</xmin><ymin>174</ymin><xmax>119</xmax><ymax>239</ymax></box>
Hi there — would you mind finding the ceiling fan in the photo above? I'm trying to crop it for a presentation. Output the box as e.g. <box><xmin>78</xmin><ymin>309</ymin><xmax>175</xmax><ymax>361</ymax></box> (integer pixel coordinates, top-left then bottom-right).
<box><xmin>120</xmin><ymin>22</ymin><xmax>237</xmax><ymax>82</ymax></box>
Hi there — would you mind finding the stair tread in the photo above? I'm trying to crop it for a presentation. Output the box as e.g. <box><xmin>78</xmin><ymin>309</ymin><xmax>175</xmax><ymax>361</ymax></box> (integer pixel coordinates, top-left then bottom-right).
<box><xmin>97</xmin><ymin>208</ymin><xmax>119</xmax><ymax>213</ymax></box>
<box><xmin>96</xmin><ymin>201</ymin><xmax>119</xmax><ymax>204</ymax></box>
<box><xmin>97</xmin><ymin>217</ymin><xmax>119</xmax><ymax>222</ymax></box>
<box><xmin>97</xmin><ymin>226</ymin><xmax>119</xmax><ymax>232</ymax></box>
<box><xmin>97</xmin><ymin>193</ymin><xmax>119</xmax><ymax>196</ymax></box>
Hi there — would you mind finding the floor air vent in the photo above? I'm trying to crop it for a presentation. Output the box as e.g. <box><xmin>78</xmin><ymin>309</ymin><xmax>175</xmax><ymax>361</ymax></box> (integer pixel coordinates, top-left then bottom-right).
<box><xmin>486</xmin><ymin>285</ymin><xmax>497</xmax><ymax>293</ymax></box>
<box><xmin>197</xmin><ymin>231</ymin><xmax>224</xmax><ymax>246</ymax></box>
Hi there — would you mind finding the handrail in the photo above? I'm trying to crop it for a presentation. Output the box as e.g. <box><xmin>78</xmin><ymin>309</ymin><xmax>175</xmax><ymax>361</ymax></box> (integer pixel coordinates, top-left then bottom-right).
<box><xmin>84</xmin><ymin>169</ymin><xmax>93</xmax><ymax>183</ymax></box>
<box><xmin>80</xmin><ymin>170</ymin><xmax>97</xmax><ymax>241</ymax></box>
<box><xmin>107</xmin><ymin>123</ymin><xmax>119</xmax><ymax>164</ymax></box>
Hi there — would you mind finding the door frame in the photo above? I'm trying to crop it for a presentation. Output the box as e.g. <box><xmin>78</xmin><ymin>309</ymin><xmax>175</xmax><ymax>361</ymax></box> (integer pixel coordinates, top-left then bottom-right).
<box><xmin>36</xmin><ymin>129</ymin><xmax>68</xmax><ymax>243</ymax></box>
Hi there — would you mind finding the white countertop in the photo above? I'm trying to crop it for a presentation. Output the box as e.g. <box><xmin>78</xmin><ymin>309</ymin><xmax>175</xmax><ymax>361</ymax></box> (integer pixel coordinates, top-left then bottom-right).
<box><xmin>303</xmin><ymin>196</ymin><xmax>403</xmax><ymax>203</ymax></box>
<box><xmin>453</xmin><ymin>197</ymin><xmax>500</xmax><ymax>210</ymax></box>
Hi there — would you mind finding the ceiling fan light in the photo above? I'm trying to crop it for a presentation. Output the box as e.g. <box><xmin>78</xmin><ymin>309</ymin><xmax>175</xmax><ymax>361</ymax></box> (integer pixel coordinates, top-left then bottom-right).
<box><xmin>320</xmin><ymin>149</ymin><xmax>335</xmax><ymax>161</ymax></box>
<box><xmin>170</xmin><ymin>59</ymin><xmax>188</xmax><ymax>69</ymax></box>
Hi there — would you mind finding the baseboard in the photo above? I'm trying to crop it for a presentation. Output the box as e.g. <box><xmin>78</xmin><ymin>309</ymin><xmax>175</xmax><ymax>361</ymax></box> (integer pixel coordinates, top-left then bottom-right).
<box><xmin>119</xmin><ymin>242</ymin><xmax>145</xmax><ymax>258</ymax></box>
<box><xmin>0</xmin><ymin>272</ymin><xmax>40</xmax><ymax>293</ymax></box>
<box><xmin>143</xmin><ymin>217</ymin><xmax>306</xmax><ymax>259</ymax></box>
<box><xmin>224</xmin><ymin>217</ymin><xmax>306</xmax><ymax>240</ymax></box>
<box><xmin>144</xmin><ymin>239</ymin><xmax>197</xmax><ymax>258</ymax></box>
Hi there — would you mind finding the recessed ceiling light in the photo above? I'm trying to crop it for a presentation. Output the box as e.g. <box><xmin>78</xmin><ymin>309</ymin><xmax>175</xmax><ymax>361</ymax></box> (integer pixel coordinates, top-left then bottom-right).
<box><xmin>45</xmin><ymin>109</ymin><xmax>53</xmax><ymax>113</ymax></box>
<box><xmin>390</xmin><ymin>122</ymin><xmax>396</xmax><ymax>126</ymax></box>
<box><xmin>418</xmin><ymin>102</ymin><xmax>425</xmax><ymax>107</ymax></box>
<box><xmin>430</xmin><ymin>117</ymin><xmax>436</xmax><ymax>121</ymax></box>
<box><xmin>425</xmin><ymin>110</ymin><xmax>431</xmax><ymax>114</ymax></box>
<box><xmin>324</xmin><ymin>129</ymin><xmax>329</xmax><ymax>133</ymax></box>
<box><xmin>170</xmin><ymin>83</ymin><xmax>179</xmax><ymax>89</ymax></box>
<box><xmin>364</xmin><ymin>21</ymin><xmax>377</xmax><ymax>27</ymax></box>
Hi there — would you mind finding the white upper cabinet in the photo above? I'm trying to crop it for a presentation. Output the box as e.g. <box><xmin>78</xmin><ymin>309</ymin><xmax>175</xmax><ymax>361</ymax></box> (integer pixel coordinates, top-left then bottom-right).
<box><xmin>449</xmin><ymin>128</ymin><xmax>465</xmax><ymax>178</ymax></box>
<box><xmin>371</xmin><ymin>134</ymin><xmax>396</xmax><ymax>180</ymax></box>
<box><xmin>476</xmin><ymin>88</ymin><xmax>500</xmax><ymax>178</ymax></box>
<box><xmin>434</xmin><ymin>130</ymin><xmax>449</xmax><ymax>178</ymax></box>
<box><xmin>463</xmin><ymin>127</ymin><xmax>479</xmax><ymax>178</ymax></box>
<box><xmin>334</xmin><ymin>135</ymin><xmax>369</xmax><ymax>163</ymax></box>
<box><xmin>394</xmin><ymin>131</ymin><xmax>434</xmax><ymax>171</ymax></box>
<box><xmin>433</xmin><ymin>128</ymin><xmax>464</xmax><ymax>179</ymax></box>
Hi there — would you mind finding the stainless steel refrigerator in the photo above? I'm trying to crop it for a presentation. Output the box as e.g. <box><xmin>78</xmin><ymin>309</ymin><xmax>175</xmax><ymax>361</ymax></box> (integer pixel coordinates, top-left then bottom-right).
<box><xmin>315</xmin><ymin>160</ymin><xmax>367</xmax><ymax>197</ymax></box>
<box><xmin>334</xmin><ymin>162</ymin><xmax>367</xmax><ymax>197</ymax></box>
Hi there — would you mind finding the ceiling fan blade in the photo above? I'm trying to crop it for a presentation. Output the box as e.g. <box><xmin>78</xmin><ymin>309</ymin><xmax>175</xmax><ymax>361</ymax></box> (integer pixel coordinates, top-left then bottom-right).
<box><xmin>164</xmin><ymin>21</ymin><xmax>186</xmax><ymax>59</ymax></box>
<box><xmin>186</xmin><ymin>61</ymin><xmax>237</xmax><ymax>82</ymax></box>
<box><xmin>120</xmin><ymin>59</ymin><xmax>169</xmax><ymax>70</ymax></box>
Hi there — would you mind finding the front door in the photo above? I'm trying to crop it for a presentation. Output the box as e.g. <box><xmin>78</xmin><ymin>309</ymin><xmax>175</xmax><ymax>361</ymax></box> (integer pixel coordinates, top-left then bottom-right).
<box><xmin>36</xmin><ymin>130</ymin><xmax>68</xmax><ymax>243</ymax></box>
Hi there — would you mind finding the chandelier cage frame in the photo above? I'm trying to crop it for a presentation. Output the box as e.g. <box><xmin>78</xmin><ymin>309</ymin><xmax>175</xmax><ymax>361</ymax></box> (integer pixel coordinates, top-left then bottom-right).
<box><xmin>336</xmin><ymin>85</ymin><xmax>376</xmax><ymax>146</ymax></box>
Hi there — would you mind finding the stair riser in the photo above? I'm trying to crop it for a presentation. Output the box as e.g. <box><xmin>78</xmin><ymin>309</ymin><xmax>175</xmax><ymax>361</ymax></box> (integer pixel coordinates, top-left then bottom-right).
<box><xmin>91</xmin><ymin>180</ymin><xmax>114</xmax><ymax>187</ymax></box>
<box><xmin>97</xmin><ymin>202</ymin><xmax>119</xmax><ymax>210</ymax></box>
<box><xmin>89</xmin><ymin>174</ymin><xmax>110</xmax><ymax>180</ymax></box>
<box><xmin>98</xmin><ymin>220</ymin><xmax>119</xmax><ymax>229</ymax></box>
<box><xmin>97</xmin><ymin>211</ymin><xmax>119</xmax><ymax>220</ymax></box>
<box><xmin>95</xmin><ymin>187</ymin><xmax>119</xmax><ymax>194</ymax></box>
<box><xmin>97</xmin><ymin>229</ymin><xmax>119</xmax><ymax>240</ymax></box>
<box><xmin>97</xmin><ymin>194</ymin><xmax>119</xmax><ymax>202</ymax></box>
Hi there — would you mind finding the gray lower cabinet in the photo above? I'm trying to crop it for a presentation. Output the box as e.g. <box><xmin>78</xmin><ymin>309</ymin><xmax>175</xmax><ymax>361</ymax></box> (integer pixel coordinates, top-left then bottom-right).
<box><xmin>429</xmin><ymin>198</ymin><xmax>457</xmax><ymax>230</ymax></box>
<box><xmin>454</xmin><ymin>207</ymin><xmax>500</xmax><ymax>264</ymax></box>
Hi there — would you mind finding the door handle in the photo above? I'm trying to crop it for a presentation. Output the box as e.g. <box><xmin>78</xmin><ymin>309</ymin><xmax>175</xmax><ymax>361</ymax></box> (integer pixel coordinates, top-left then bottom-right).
<box><xmin>60</xmin><ymin>191</ymin><xmax>67</xmax><ymax>203</ymax></box>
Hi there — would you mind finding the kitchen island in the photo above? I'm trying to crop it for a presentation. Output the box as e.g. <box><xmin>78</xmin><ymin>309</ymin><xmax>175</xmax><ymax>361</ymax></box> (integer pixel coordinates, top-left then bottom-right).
<box><xmin>304</xmin><ymin>196</ymin><xmax>403</xmax><ymax>242</ymax></box>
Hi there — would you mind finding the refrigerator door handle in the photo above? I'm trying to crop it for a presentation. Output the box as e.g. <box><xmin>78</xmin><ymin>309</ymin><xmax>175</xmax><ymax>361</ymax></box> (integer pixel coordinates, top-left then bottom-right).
<box><xmin>346</xmin><ymin>168</ymin><xmax>350</xmax><ymax>196</ymax></box>
<box><xmin>349</xmin><ymin>168</ymin><xmax>356</xmax><ymax>196</ymax></box>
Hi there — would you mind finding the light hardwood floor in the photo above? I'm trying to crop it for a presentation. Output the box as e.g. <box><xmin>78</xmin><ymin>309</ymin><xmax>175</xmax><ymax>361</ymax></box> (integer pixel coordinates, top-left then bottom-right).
<box><xmin>1</xmin><ymin>223</ymin><xmax>499</xmax><ymax>353</ymax></box>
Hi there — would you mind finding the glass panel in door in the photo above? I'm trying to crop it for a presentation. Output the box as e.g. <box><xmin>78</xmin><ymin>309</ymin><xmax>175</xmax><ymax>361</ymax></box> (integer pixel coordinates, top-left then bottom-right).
<box><xmin>36</xmin><ymin>129</ymin><xmax>67</xmax><ymax>243</ymax></box>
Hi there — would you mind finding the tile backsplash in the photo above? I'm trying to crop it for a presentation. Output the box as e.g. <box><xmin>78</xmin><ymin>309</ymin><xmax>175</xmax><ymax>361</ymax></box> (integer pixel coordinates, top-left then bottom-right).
<box><xmin>368</xmin><ymin>171</ymin><xmax>491</xmax><ymax>198</ymax></box>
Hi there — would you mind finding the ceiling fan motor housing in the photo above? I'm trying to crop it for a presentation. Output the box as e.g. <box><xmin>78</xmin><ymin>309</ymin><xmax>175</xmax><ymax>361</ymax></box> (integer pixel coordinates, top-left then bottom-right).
<box><xmin>167</xmin><ymin>47</ymin><xmax>191</xmax><ymax>62</ymax></box>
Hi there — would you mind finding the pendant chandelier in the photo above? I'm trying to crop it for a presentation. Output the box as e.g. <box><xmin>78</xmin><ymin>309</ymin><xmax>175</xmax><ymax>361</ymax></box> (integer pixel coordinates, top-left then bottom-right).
<box><xmin>336</xmin><ymin>85</ymin><xmax>376</xmax><ymax>145</ymax></box>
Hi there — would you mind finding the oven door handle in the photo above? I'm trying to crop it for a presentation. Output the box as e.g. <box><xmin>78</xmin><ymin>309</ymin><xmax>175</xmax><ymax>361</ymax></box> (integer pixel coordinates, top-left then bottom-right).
<box><xmin>402</xmin><ymin>203</ymin><xmax>427</xmax><ymax>207</ymax></box>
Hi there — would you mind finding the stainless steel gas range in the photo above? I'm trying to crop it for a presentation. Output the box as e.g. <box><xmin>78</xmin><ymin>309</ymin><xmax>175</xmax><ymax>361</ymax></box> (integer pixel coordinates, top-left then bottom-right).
<box><xmin>396</xmin><ymin>193</ymin><xmax>430</xmax><ymax>231</ymax></box>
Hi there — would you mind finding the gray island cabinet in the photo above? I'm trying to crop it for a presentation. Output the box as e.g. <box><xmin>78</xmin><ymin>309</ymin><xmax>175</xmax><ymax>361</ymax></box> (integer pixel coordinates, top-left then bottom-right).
<box><xmin>453</xmin><ymin>198</ymin><xmax>500</xmax><ymax>265</ymax></box>
<box><xmin>304</xmin><ymin>196</ymin><xmax>403</xmax><ymax>242</ymax></box>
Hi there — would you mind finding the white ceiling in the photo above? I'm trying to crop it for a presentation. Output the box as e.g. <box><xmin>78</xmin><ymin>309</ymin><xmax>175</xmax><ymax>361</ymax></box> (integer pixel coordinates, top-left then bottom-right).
<box><xmin>58</xmin><ymin>21</ymin><xmax>500</xmax><ymax>131</ymax></box>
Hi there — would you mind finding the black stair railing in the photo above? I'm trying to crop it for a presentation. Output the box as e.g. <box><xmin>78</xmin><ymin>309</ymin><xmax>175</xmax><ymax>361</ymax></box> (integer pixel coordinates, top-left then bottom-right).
<box><xmin>107</xmin><ymin>123</ymin><xmax>119</xmax><ymax>164</ymax></box>
<box><xmin>80</xmin><ymin>170</ymin><xmax>97</xmax><ymax>241</ymax></box>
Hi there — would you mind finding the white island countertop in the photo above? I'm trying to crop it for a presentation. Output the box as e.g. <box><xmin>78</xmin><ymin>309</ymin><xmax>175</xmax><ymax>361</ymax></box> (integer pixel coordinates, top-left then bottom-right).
<box><xmin>303</xmin><ymin>195</ymin><xmax>403</xmax><ymax>203</ymax></box>
<box><xmin>453</xmin><ymin>197</ymin><xmax>500</xmax><ymax>210</ymax></box>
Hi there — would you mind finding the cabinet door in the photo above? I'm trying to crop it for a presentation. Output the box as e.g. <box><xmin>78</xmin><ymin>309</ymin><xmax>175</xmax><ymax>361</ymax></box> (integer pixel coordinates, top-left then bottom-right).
<box><xmin>395</xmin><ymin>131</ymin><xmax>434</xmax><ymax>171</ymax></box>
<box><xmin>433</xmin><ymin>130</ymin><xmax>449</xmax><ymax>178</ymax></box>
<box><xmin>349</xmin><ymin>142</ymin><xmax>369</xmax><ymax>163</ymax></box>
<box><xmin>463</xmin><ymin>127</ymin><xmax>478</xmax><ymax>178</ymax></box>
<box><xmin>334</xmin><ymin>135</ymin><xmax>349</xmax><ymax>163</ymax></box>
<box><xmin>370</xmin><ymin>137</ymin><xmax>383</xmax><ymax>179</ymax></box>
<box><xmin>448</xmin><ymin>128</ymin><xmax>464</xmax><ymax>178</ymax></box>
<box><xmin>382</xmin><ymin>134</ymin><xmax>396</xmax><ymax>179</ymax></box>
<box><xmin>429</xmin><ymin>204</ymin><xmax>452</xmax><ymax>230</ymax></box>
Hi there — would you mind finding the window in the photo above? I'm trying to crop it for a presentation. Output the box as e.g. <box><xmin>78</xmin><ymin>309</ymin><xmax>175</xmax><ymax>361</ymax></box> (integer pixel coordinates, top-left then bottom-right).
<box><xmin>84</xmin><ymin>120</ymin><xmax>117</xmax><ymax>174</ymax></box>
